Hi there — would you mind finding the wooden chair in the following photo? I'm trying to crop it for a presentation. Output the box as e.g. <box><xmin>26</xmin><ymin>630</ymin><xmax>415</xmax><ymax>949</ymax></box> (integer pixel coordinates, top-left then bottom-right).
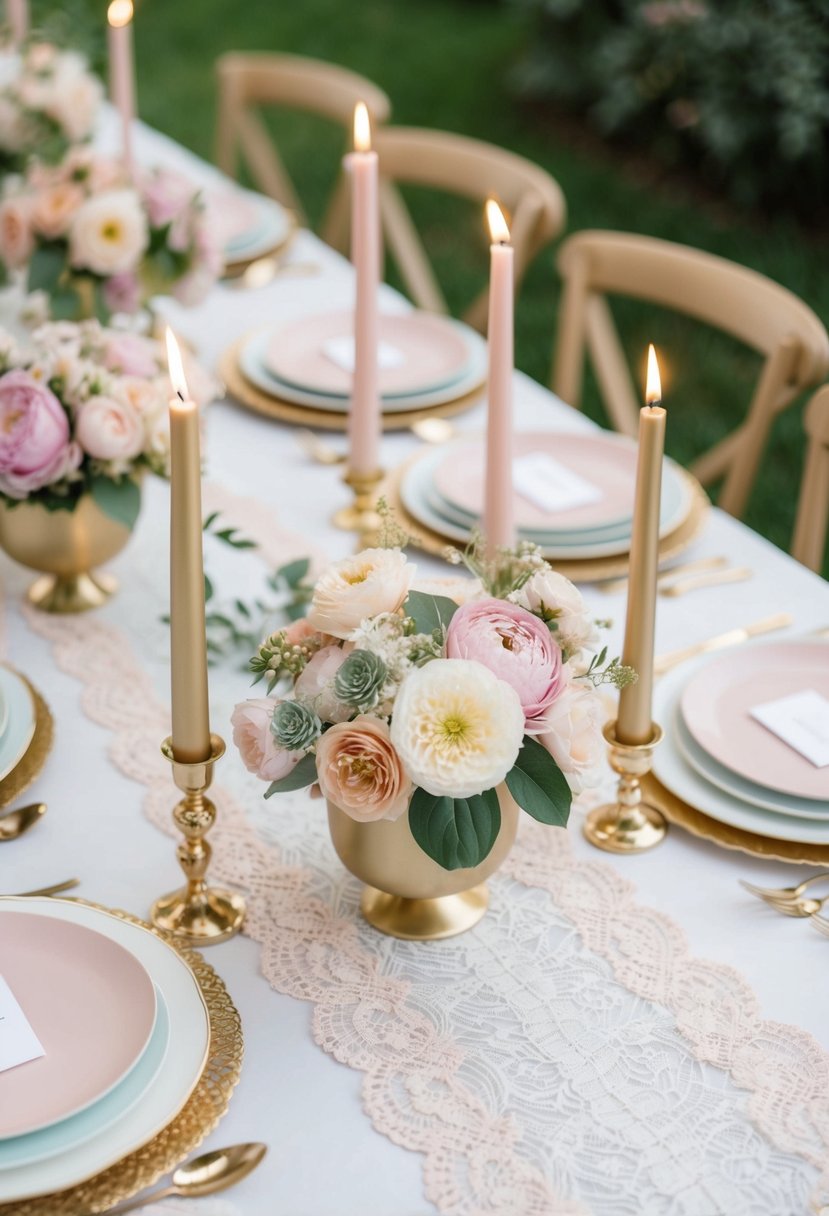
<box><xmin>792</xmin><ymin>386</ymin><xmax>829</xmax><ymax>574</ymax></box>
<box><xmin>214</xmin><ymin>52</ymin><xmax>391</xmax><ymax>247</ymax></box>
<box><xmin>553</xmin><ymin>231</ymin><xmax>829</xmax><ymax>518</ymax></box>
<box><xmin>373</xmin><ymin>126</ymin><xmax>567</xmax><ymax>332</ymax></box>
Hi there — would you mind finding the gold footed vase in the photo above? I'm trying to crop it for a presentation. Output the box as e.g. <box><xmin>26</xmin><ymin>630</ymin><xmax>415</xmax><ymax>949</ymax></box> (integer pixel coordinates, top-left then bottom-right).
<box><xmin>327</xmin><ymin>784</ymin><xmax>520</xmax><ymax>940</ymax></box>
<box><xmin>0</xmin><ymin>492</ymin><xmax>138</xmax><ymax>613</ymax></box>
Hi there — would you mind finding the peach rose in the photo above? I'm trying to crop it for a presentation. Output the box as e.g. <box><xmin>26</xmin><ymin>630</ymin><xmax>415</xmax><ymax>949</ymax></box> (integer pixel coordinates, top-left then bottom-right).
<box><xmin>307</xmin><ymin>548</ymin><xmax>413</xmax><ymax>640</ymax></box>
<box><xmin>538</xmin><ymin>680</ymin><xmax>605</xmax><ymax>795</ymax></box>
<box><xmin>0</xmin><ymin>196</ymin><xmax>33</xmax><ymax>269</ymax></box>
<box><xmin>316</xmin><ymin>715</ymin><xmax>412</xmax><ymax>823</ymax></box>
<box><xmin>231</xmin><ymin>698</ymin><xmax>303</xmax><ymax>782</ymax></box>
<box><xmin>31</xmin><ymin>182</ymin><xmax>85</xmax><ymax>239</ymax></box>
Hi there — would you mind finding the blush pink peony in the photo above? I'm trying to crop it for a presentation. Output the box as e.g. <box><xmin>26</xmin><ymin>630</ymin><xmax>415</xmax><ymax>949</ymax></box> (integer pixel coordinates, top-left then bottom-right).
<box><xmin>316</xmin><ymin>715</ymin><xmax>412</xmax><ymax>822</ymax></box>
<box><xmin>445</xmin><ymin>597</ymin><xmax>565</xmax><ymax>732</ymax></box>
<box><xmin>75</xmin><ymin>395</ymin><xmax>144</xmax><ymax>462</ymax></box>
<box><xmin>103</xmin><ymin>332</ymin><xmax>159</xmax><ymax>379</ymax></box>
<box><xmin>0</xmin><ymin>370</ymin><xmax>74</xmax><ymax>497</ymax></box>
<box><xmin>231</xmin><ymin>698</ymin><xmax>303</xmax><ymax>783</ymax></box>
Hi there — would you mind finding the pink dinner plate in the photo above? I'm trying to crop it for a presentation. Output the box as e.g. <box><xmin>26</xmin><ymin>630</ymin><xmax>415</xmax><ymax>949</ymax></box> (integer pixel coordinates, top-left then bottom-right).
<box><xmin>207</xmin><ymin>189</ymin><xmax>264</xmax><ymax>247</ymax></box>
<box><xmin>264</xmin><ymin>310</ymin><xmax>471</xmax><ymax>397</ymax></box>
<box><xmin>680</xmin><ymin>640</ymin><xmax>829</xmax><ymax>802</ymax></box>
<box><xmin>0</xmin><ymin>913</ymin><xmax>156</xmax><ymax>1139</ymax></box>
<box><xmin>432</xmin><ymin>432</ymin><xmax>639</xmax><ymax>531</ymax></box>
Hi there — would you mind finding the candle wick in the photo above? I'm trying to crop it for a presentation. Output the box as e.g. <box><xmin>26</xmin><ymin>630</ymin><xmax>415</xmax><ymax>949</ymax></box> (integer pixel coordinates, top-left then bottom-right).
<box><xmin>176</xmin><ymin>390</ymin><xmax>185</xmax><ymax>403</ymax></box>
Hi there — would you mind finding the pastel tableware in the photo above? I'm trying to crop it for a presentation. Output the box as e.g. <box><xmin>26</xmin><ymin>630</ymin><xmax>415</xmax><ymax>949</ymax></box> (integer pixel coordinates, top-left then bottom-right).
<box><xmin>0</xmin><ymin>667</ymin><xmax>36</xmax><ymax>783</ymax></box>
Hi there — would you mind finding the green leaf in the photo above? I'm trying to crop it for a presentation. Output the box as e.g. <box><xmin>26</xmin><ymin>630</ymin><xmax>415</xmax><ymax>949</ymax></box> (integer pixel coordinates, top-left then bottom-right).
<box><xmin>404</xmin><ymin>590</ymin><xmax>458</xmax><ymax>636</ymax></box>
<box><xmin>277</xmin><ymin>557</ymin><xmax>310</xmax><ymax>587</ymax></box>
<box><xmin>27</xmin><ymin>242</ymin><xmax>65</xmax><ymax>293</ymax></box>
<box><xmin>408</xmin><ymin>786</ymin><xmax>501</xmax><ymax>870</ymax></box>
<box><xmin>203</xmin><ymin>510</ymin><xmax>220</xmax><ymax>531</ymax></box>
<box><xmin>505</xmin><ymin>736</ymin><xmax>571</xmax><ymax>827</ymax></box>
<box><xmin>90</xmin><ymin>475</ymin><xmax>141</xmax><ymax>531</ymax></box>
<box><xmin>264</xmin><ymin>752</ymin><xmax>317</xmax><ymax>798</ymax></box>
<box><xmin>204</xmin><ymin>572</ymin><xmax>214</xmax><ymax>602</ymax></box>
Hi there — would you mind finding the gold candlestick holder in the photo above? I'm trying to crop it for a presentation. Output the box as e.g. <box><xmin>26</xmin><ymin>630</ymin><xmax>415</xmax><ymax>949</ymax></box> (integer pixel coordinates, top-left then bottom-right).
<box><xmin>332</xmin><ymin>467</ymin><xmax>384</xmax><ymax>539</ymax></box>
<box><xmin>152</xmin><ymin>734</ymin><xmax>246</xmax><ymax>945</ymax></box>
<box><xmin>583</xmin><ymin>720</ymin><xmax>667</xmax><ymax>854</ymax></box>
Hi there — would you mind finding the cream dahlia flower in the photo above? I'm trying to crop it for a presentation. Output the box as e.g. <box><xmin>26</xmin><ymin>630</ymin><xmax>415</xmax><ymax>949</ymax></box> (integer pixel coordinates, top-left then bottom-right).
<box><xmin>69</xmin><ymin>189</ymin><xmax>148</xmax><ymax>277</ymax></box>
<box><xmin>390</xmin><ymin>658</ymin><xmax>524</xmax><ymax>799</ymax></box>
<box><xmin>306</xmin><ymin>547</ymin><xmax>413</xmax><ymax>640</ymax></box>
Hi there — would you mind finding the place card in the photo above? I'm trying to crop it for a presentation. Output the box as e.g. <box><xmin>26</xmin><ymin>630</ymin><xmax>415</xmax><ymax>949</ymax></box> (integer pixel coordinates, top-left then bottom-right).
<box><xmin>513</xmin><ymin>452</ymin><xmax>604</xmax><ymax>514</ymax></box>
<box><xmin>750</xmin><ymin>689</ymin><xmax>829</xmax><ymax>768</ymax></box>
<box><xmin>0</xmin><ymin>974</ymin><xmax>45</xmax><ymax>1074</ymax></box>
<box><xmin>322</xmin><ymin>336</ymin><xmax>405</xmax><ymax>373</ymax></box>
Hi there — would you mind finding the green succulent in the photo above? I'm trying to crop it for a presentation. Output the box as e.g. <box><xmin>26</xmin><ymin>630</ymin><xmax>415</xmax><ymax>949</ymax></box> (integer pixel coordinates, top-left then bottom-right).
<box><xmin>270</xmin><ymin>700</ymin><xmax>321</xmax><ymax>751</ymax></box>
<box><xmin>333</xmin><ymin>649</ymin><xmax>388</xmax><ymax>710</ymax></box>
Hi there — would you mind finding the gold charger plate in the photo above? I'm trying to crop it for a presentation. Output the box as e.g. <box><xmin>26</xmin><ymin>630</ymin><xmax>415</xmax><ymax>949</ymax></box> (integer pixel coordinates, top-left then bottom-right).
<box><xmin>642</xmin><ymin>773</ymin><xmax>829</xmax><ymax>865</ymax></box>
<box><xmin>0</xmin><ymin>673</ymin><xmax>53</xmax><ymax>810</ymax></box>
<box><xmin>2</xmin><ymin>900</ymin><xmax>243</xmax><ymax>1216</ymax></box>
<box><xmin>382</xmin><ymin>452</ymin><xmax>710</xmax><ymax>582</ymax></box>
<box><xmin>219</xmin><ymin>336</ymin><xmax>486</xmax><ymax>432</ymax></box>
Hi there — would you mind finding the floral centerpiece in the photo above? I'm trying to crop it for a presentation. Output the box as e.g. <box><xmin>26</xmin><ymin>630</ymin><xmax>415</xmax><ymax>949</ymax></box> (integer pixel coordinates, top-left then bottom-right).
<box><xmin>0</xmin><ymin>152</ymin><xmax>223</xmax><ymax>320</ymax></box>
<box><xmin>233</xmin><ymin>539</ymin><xmax>633</xmax><ymax>882</ymax></box>
<box><xmin>0</xmin><ymin>42</ymin><xmax>103</xmax><ymax>173</ymax></box>
<box><xmin>0</xmin><ymin>319</ymin><xmax>215</xmax><ymax>611</ymax></box>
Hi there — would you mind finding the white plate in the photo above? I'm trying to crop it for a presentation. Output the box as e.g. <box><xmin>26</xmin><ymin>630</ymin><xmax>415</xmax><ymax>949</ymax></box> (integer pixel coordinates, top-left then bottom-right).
<box><xmin>238</xmin><ymin>321</ymin><xmax>487</xmax><ymax>414</ymax></box>
<box><xmin>221</xmin><ymin>193</ymin><xmax>292</xmax><ymax>261</ymax></box>
<box><xmin>402</xmin><ymin>443</ymin><xmax>693</xmax><ymax>558</ymax></box>
<box><xmin>0</xmin><ymin>989</ymin><xmax>169</xmax><ymax>1171</ymax></box>
<box><xmin>653</xmin><ymin>659</ymin><xmax>829</xmax><ymax>845</ymax></box>
<box><xmin>0</xmin><ymin>899</ymin><xmax>209</xmax><ymax>1203</ymax></box>
<box><xmin>0</xmin><ymin>667</ymin><xmax>36</xmax><ymax>782</ymax></box>
<box><xmin>674</xmin><ymin>707</ymin><xmax>829</xmax><ymax>820</ymax></box>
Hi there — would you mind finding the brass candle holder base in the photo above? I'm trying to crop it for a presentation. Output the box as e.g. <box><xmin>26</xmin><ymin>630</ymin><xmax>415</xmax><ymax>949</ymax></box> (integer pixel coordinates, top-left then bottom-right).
<box><xmin>332</xmin><ymin>468</ymin><xmax>384</xmax><ymax>538</ymax></box>
<box><xmin>360</xmin><ymin>884</ymin><xmax>489</xmax><ymax>941</ymax></box>
<box><xmin>583</xmin><ymin>720</ymin><xmax>667</xmax><ymax>854</ymax></box>
<box><xmin>152</xmin><ymin>734</ymin><xmax>246</xmax><ymax>946</ymax></box>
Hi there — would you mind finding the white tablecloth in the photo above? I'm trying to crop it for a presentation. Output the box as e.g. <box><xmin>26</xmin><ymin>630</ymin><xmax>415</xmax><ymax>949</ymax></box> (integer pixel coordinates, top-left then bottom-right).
<box><xmin>4</xmin><ymin>112</ymin><xmax>829</xmax><ymax>1215</ymax></box>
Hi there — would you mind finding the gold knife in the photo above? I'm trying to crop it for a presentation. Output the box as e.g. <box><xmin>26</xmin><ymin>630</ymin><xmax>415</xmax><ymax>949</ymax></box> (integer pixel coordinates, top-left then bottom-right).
<box><xmin>654</xmin><ymin>611</ymin><xmax>793</xmax><ymax>676</ymax></box>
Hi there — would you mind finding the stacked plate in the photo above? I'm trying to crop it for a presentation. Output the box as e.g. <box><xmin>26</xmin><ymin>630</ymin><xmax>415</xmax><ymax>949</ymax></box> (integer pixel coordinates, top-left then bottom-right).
<box><xmin>398</xmin><ymin>431</ymin><xmax>697</xmax><ymax>562</ymax></box>
<box><xmin>0</xmin><ymin>897</ymin><xmax>212</xmax><ymax>1204</ymax></box>
<box><xmin>0</xmin><ymin>667</ymin><xmax>37</xmax><ymax>789</ymax></box>
<box><xmin>654</xmin><ymin>638</ymin><xmax>829</xmax><ymax>848</ymax></box>
<box><xmin>233</xmin><ymin>309</ymin><xmax>487</xmax><ymax>422</ymax></box>
<box><xmin>209</xmin><ymin>187</ymin><xmax>294</xmax><ymax>268</ymax></box>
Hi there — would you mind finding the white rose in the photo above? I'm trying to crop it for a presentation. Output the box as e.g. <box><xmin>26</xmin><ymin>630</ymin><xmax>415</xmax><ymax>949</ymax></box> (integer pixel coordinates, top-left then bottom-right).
<box><xmin>513</xmin><ymin>569</ymin><xmax>599</xmax><ymax>657</ymax></box>
<box><xmin>307</xmin><ymin>548</ymin><xmax>414</xmax><ymax>640</ymax></box>
<box><xmin>47</xmin><ymin>54</ymin><xmax>102</xmax><ymax>141</ymax></box>
<box><xmin>390</xmin><ymin>658</ymin><xmax>524</xmax><ymax>799</ymax></box>
<box><xmin>75</xmin><ymin>394</ymin><xmax>144</xmax><ymax>463</ymax></box>
<box><xmin>69</xmin><ymin>189</ymin><xmax>148</xmax><ymax>276</ymax></box>
<box><xmin>142</xmin><ymin>402</ymin><xmax>170</xmax><ymax>474</ymax></box>
<box><xmin>538</xmin><ymin>679</ymin><xmax>606</xmax><ymax>795</ymax></box>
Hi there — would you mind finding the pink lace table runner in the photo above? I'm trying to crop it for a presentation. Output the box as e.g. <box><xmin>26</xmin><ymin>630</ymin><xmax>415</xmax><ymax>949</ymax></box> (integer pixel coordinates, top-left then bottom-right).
<box><xmin>13</xmin><ymin>484</ymin><xmax>829</xmax><ymax>1216</ymax></box>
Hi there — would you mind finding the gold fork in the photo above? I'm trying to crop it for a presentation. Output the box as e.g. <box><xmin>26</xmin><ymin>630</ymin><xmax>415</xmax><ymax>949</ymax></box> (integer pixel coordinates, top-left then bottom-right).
<box><xmin>653</xmin><ymin>611</ymin><xmax>793</xmax><ymax>676</ymax></box>
<box><xmin>740</xmin><ymin>874</ymin><xmax>829</xmax><ymax>918</ymax></box>
<box><xmin>810</xmin><ymin>913</ymin><xmax>829</xmax><ymax>939</ymax></box>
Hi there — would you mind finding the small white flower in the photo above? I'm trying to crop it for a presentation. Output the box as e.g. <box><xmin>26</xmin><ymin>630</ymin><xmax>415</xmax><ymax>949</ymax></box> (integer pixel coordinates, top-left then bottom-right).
<box><xmin>390</xmin><ymin>658</ymin><xmax>524</xmax><ymax>799</ymax></box>
<box><xmin>512</xmin><ymin>569</ymin><xmax>599</xmax><ymax>657</ymax></box>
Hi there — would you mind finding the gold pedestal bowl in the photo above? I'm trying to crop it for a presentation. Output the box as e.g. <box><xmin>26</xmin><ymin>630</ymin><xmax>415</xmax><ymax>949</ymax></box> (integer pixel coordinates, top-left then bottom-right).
<box><xmin>328</xmin><ymin>784</ymin><xmax>520</xmax><ymax>940</ymax></box>
<box><xmin>0</xmin><ymin>492</ymin><xmax>138</xmax><ymax>613</ymax></box>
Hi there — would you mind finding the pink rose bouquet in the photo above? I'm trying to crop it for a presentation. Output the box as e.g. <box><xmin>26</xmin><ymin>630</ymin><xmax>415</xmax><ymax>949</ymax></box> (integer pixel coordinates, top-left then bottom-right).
<box><xmin>0</xmin><ymin>151</ymin><xmax>224</xmax><ymax>320</ymax></box>
<box><xmin>0</xmin><ymin>318</ymin><xmax>215</xmax><ymax>523</ymax></box>
<box><xmin>234</xmin><ymin>541</ymin><xmax>634</xmax><ymax>872</ymax></box>
<box><xmin>0</xmin><ymin>43</ymin><xmax>103</xmax><ymax>174</ymax></box>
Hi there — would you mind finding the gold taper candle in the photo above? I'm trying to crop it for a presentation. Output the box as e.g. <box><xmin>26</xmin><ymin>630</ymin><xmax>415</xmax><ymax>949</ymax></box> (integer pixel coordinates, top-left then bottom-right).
<box><xmin>616</xmin><ymin>344</ymin><xmax>666</xmax><ymax>746</ymax></box>
<box><xmin>166</xmin><ymin>328</ymin><xmax>211</xmax><ymax>764</ymax></box>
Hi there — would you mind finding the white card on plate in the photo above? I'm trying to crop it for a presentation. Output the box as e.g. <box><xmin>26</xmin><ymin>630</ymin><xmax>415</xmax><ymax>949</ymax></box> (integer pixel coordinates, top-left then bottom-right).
<box><xmin>512</xmin><ymin>452</ymin><xmax>604</xmax><ymax>514</ymax></box>
<box><xmin>322</xmin><ymin>336</ymin><xmax>405</xmax><ymax>373</ymax></box>
<box><xmin>750</xmin><ymin>689</ymin><xmax>829</xmax><ymax>768</ymax></box>
<box><xmin>0</xmin><ymin>974</ymin><xmax>45</xmax><ymax>1073</ymax></box>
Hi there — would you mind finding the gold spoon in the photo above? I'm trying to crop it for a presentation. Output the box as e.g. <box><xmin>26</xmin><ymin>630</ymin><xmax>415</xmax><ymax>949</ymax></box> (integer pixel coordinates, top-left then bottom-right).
<box><xmin>0</xmin><ymin>802</ymin><xmax>46</xmax><ymax>842</ymax></box>
<box><xmin>82</xmin><ymin>1143</ymin><xmax>267</xmax><ymax>1215</ymax></box>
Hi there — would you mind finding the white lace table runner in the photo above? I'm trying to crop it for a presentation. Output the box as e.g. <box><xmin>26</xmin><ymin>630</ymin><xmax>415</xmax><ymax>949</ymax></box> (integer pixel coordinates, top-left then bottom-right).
<box><xmin>13</xmin><ymin>484</ymin><xmax>829</xmax><ymax>1216</ymax></box>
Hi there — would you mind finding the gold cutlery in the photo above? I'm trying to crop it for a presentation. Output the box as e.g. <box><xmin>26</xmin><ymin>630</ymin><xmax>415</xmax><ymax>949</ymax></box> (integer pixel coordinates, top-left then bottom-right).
<box><xmin>410</xmin><ymin>417</ymin><xmax>456</xmax><ymax>444</ymax></box>
<box><xmin>740</xmin><ymin>873</ymin><xmax>829</xmax><ymax>903</ymax></box>
<box><xmin>659</xmin><ymin>565</ymin><xmax>753</xmax><ymax>598</ymax></box>
<box><xmin>79</xmin><ymin>1142</ymin><xmax>267</xmax><ymax>1215</ymax></box>
<box><xmin>600</xmin><ymin>555</ymin><xmax>729</xmax><ymax>597</ymax></box>
<box><xmin>653</xmin><ymin>611</ymin><xmax>793</xmax><ymax>676</ymax></box>
<box><xmin>296</xmin><ymin>429</ymin><xmax>345</xmax><ymax>466</ymax></box>
<box><xmin>14</xmin><ymin>878</ymin><xmax>80</xmax><ymax>898</ymax></box>
<box><xmin>810</xmin><ymin>913</ymin><xmax>829</xmax><ymax>939</ymax></box>
<box><xmin>0</xmin><ymin>802</ymin><xmax>46</xmax><ymax>841</ymax></box>
<box><xmin>226</xmin><ymin>255</ymin><xmax>321</xmax><ymax>290</ymax></box>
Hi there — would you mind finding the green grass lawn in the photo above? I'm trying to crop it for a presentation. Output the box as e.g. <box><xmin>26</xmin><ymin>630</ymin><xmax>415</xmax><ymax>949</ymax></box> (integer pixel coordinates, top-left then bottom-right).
<box><xmin>49</xmin><ymin>0</ymin><xmax>829</xmax><ymax>573</ymax></box>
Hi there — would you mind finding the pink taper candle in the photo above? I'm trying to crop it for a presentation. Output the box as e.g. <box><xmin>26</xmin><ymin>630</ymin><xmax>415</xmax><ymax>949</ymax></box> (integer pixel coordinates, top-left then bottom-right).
<box><xmin>616</xmin><ymin>344</ymin><xmax>666</xmax><ymax>746</ymax></box>
<box><xmin>482</xmin><ymin>199</ymin><xmax>515</xmax><ymax>553</ymax></box>
<box><xmin>6</xmin><ymin>0</ymin><xmax>27</xmax><ymax>47</ymax></box>
<box><xmin>107</xmin><ymin>0</ymin><xmax>135</xmax><ymax>180</ymax></box>
<box><xmin>347</xmin><ymin>102</ymin><xmax>381</xmax><ymax>478</ymax></box>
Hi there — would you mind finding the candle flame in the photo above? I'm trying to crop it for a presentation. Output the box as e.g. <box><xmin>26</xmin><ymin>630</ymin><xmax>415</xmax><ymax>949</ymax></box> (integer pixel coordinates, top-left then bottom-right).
<box><xmin>486</xmin><ymin>199</ymin><xmax>510</xmax><ymax>245</ymax></box>
<box><xmin>165</xmin><ymin>327</ymin><xmax>189</xmax><ymax>402</ymax></box>
<box><xmin>107</xmin><ymin>0</ymin><xmax>133</xmax><ymax>27</ymax></box>
<box><xmin>646</xmin><ymin>343</ymin><xmax>662</xmax><ymax>406</ymax></box>
<box><xmin>353</xmin><ymin>102</ymin><xmax>371</xmax><ymax>153</ymax></box>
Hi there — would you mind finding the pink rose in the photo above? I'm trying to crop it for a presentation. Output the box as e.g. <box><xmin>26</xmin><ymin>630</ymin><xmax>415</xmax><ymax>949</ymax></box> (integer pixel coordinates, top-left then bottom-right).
<box><xmin>231</xmin><ymin>698</ymin><xmax>303</xmax><ymax>782</ymax></box>
<box><xmin>446</xmin><ymin>597</ymin><xmax>565</xmax><ymax>733</ymax></box>
<box><xmin>0</xmin><ymin>196</ymin><xmax>33</xmax><ymax>269</ymax></box>
<box><xmin>316</xmin><ymin>715</ymin><xmax>412</xmax><ymax>822</ymax></box>
<box><xmin>102</xmin><ymin>272</ymin><xmax>141</xmax><ymax>317</ymax></box>
<box><xmin>294</xmin><ymin>644</ymin><xmax>352</xmax><ymax>724</ymax></box>
<box><xmin>103</xmin><ymin>332</ymin><xmax>159</xmax><ymax>379</ymax></box>
<box><xmin>0</xmin><ymin>370</ymin><xmax>73</xmax><ymax>497</ymax></box>
<box><xmin>141</xmin><ymin>168</ymin><xmax>196</xmax><ymax>228</ymax></box>
<box><xmin>75</xmin><ymin>395</ymin><xmax>144</xmax><ymax>462</ymax></box>
<box><xmin>539</xmin><ymin>680</ymin><xmax>606</xmax><ymax>795</ymax></box>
